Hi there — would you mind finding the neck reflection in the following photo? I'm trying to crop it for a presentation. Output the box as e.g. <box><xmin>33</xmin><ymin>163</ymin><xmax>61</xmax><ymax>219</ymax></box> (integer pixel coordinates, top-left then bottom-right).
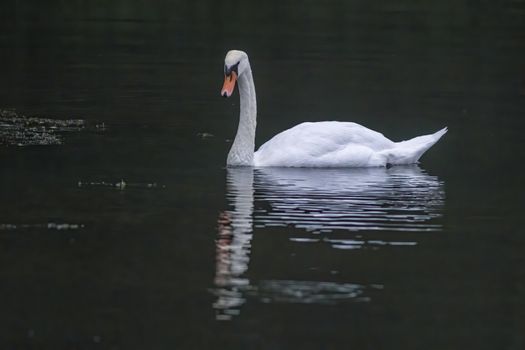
<box><xmin>213</xmin><ymin>168</ymin><xmax>254</xmax><ymax>320</ymax></box>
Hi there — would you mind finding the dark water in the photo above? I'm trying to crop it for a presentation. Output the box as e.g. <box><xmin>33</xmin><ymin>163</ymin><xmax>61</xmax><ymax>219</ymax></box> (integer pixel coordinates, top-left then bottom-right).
<box><xmin>1</xmin><ymin>1</ymin><xmax>524</xmax><ymax>349</ymax></box>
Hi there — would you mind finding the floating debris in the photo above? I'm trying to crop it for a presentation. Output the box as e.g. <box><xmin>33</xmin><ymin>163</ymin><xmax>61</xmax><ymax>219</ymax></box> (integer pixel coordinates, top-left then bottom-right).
<box><xmin>0</xmin><ymin>222</ymin><xmax>85</xmax><ymax>231</ymax></box>
<box><xmin>95</xmin><ymin>122</ymin><xmax>107</xmax><ymax>130</ymax></box>
<box><xmin>115</xmin><ymin>179</ymin><xmax>126</xmax><ymax>190</ymax></box>
<box><xmin>77</xmin><ymin>179</ymin><xmax>164</xmax><ymax>190</ymax></box>
<box><xmin>0</xmin><ymin>109</ymin><xmax>85</xmax><ymax>146</ymax></box>
<box><xmin>197</xmin><ymin>132</ymin><xmax>214</xmax><ymax>139</ymax></box>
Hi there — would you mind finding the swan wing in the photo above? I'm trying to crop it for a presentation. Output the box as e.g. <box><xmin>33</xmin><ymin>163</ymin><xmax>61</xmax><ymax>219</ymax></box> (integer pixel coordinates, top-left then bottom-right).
<box><xmin>254</xmin><ymin>121</ymin><xmax>395</xmax><ymax>167</ymax></box>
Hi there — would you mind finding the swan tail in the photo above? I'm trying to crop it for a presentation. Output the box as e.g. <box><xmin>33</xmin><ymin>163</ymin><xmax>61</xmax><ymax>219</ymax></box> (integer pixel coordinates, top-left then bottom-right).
<box><xmin>379</xmin><ymin>127</ymin><xmax>448</xmax><ymax>165</ymax></box>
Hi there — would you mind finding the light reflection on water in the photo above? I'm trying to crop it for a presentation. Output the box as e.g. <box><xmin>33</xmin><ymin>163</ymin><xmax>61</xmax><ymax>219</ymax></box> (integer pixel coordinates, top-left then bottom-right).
<box><xmin>213</xmin><ymin>166</ymin><xmax>445</xmax><ymax>320</ymax></box>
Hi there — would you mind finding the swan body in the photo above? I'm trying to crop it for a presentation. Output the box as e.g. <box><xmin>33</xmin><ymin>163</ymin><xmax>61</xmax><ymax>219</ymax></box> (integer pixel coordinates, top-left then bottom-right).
<box><xmin>221</xmin><ymin>50</ymin><xmax>447</xmax><ymax>168</ymax></box>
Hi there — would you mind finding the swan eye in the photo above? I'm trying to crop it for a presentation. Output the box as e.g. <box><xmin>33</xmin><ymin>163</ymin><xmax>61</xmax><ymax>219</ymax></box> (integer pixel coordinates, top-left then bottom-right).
<box><xmin>224</xmin><ymin>62</ymin><xmax>240</xmax><ymax>76</ymax></box>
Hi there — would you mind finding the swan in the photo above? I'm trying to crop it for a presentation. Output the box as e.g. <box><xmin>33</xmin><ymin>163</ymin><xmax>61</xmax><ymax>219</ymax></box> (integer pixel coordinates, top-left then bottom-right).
<box><xmin>221</xmin><ymin>50</ymin><xmax>447</xmax><ymax>167</ymax></box>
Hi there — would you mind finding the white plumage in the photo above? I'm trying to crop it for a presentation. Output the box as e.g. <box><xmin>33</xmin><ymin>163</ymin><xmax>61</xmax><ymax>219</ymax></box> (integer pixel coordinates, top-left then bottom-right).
<box><xmin>221</xmin><ymin>50</ymin><xmax>447</xmax><ymax>168</ymax></box>
<box><xmin>255</xmin><ymin>121</ymin><xmax>447</xmax><ymax>167</ymax></box>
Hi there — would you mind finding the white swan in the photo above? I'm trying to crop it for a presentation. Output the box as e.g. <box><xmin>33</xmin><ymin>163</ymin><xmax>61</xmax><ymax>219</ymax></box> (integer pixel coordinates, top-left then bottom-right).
<box><xmin>221</xmin><ymin>50</ymin><xmax>447</xmax><ymax>167</ymax></box>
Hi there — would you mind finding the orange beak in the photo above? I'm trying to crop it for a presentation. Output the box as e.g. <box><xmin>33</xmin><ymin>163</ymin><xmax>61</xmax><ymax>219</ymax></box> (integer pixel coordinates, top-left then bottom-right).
<box><xmin>221</xmin><ymin>71</ymin><xmax>237</xmax><ymax>97</ymax></box>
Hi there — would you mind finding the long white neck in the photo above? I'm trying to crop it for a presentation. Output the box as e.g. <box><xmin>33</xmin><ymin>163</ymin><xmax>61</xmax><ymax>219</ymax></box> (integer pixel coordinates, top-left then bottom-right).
<box><xmin>227</xmin><ymin>64</ymin><xmax>257</xmax><ymax>166</ymax></box>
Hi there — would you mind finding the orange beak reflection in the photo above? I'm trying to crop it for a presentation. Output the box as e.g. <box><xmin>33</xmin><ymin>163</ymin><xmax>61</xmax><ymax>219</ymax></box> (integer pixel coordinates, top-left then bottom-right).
<box><xmin>221</xmin><ymin>71</ymin><xmax>237</xmax><ymax>97</ymax></box>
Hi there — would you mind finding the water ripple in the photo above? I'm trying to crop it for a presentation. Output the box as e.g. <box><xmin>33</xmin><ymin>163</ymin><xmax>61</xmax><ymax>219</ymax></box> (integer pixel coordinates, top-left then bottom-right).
<box><xmin>213</xmin><ymin>166</ymin><xmax>445</xmax><ymax>320</ymax></box>
<box><xmin>253</xmin><ymin>167</ymin><xmax>444</xmax><ymax>233</ymax></box>
<box><xmin>253</xmin><ymin>280</ymin><xmax>383</xmax><ymax>304</ymax></box>
<box><xmin>212</xmin><ymin>280</ymin><xmax>382</xmax><ymax>320</ymax></box>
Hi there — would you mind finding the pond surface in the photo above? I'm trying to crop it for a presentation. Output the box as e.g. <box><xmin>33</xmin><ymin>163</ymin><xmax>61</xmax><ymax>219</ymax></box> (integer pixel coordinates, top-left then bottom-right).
<box><xmin>1</xmin><ymin>1</ymin><xmax>524</xmax><ymax>349</ymax></box>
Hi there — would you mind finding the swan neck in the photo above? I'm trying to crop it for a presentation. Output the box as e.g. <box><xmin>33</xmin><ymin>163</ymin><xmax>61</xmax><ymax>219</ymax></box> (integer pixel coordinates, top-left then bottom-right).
<box><xmin>227</xmin><ymin>65</ymin><xmax>257</xmax><ymax>166</ymax></box>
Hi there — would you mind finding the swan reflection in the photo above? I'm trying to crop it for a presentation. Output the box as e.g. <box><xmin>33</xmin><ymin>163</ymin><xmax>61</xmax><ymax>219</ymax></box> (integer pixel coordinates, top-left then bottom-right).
<box><xmin>213</xmin><ymin>166</ymin><xmax>445</xmax><ymax>320</ymax></box>
<box><xmin>254</xmin><ymin>167</ymin><xmax>444</xmax><ymax>233</ymax></box>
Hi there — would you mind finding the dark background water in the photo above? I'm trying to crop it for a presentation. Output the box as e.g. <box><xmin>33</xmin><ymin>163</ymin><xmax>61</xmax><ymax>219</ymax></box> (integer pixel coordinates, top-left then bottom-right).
<box><xmin>1</xmin><ymin>1</ymin><xmax>524</xmax><ymax>349</ymax></box>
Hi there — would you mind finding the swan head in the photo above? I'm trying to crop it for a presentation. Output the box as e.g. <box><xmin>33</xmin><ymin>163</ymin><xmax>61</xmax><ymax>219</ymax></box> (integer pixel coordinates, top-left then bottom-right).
<box><xmin>221</xmin><ymin>50</ymin><xmax>249</xmax><ymax>98</ymax></box>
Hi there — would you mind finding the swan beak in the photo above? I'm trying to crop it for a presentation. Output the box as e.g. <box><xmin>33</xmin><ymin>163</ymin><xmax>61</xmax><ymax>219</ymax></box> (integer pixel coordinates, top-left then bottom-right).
<box><xmin>221</xmin><ymin>71</ymin><xmax>237</xmax><ymax>98</ymax></box>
